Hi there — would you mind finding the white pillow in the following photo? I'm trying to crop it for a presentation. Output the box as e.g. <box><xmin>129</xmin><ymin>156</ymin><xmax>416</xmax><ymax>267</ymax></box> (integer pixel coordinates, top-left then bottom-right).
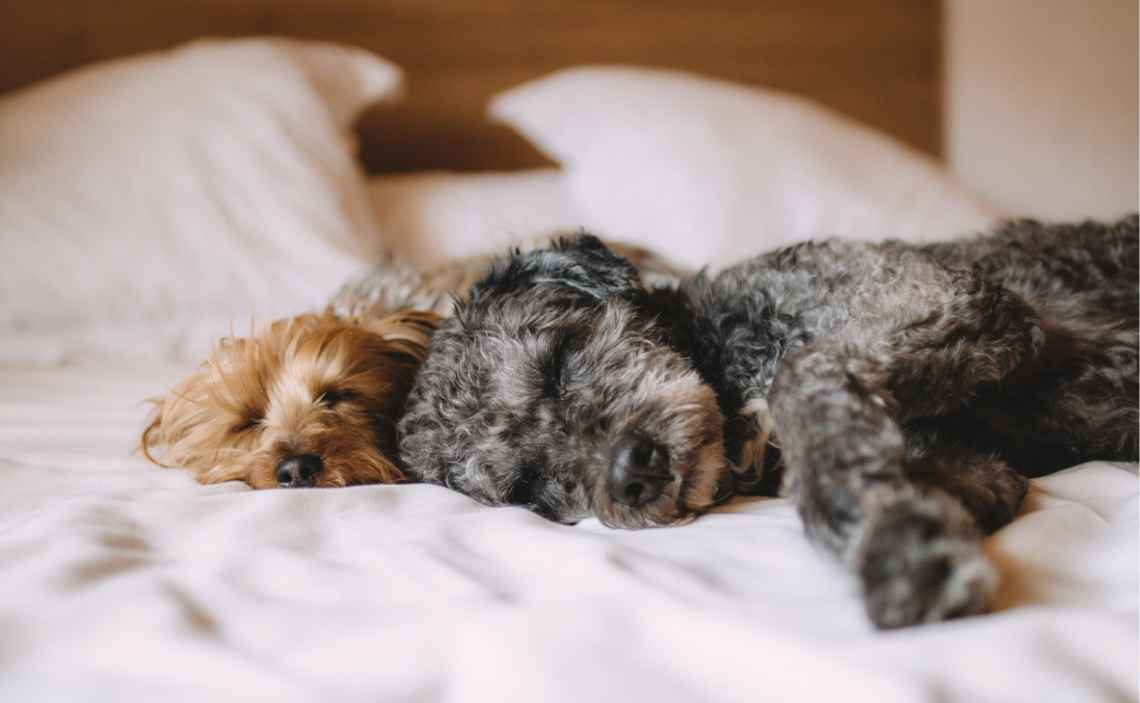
<box><xmin>489</xmin><ymin>67</ymin><xmax>1003</xmax><ymax>269</ymax></box>
<box><xmin>0</xmin><ymin>38</ymin><xmax>399</xmax><ymax>341</ymax></box>
<box><xmin>366</xmin><ymin>169</ymin><xmax>580</xmax><ymax>268</ymax></box>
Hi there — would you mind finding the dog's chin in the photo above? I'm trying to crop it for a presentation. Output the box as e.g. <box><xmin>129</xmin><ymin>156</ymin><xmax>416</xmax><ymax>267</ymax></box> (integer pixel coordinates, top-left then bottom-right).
<box><xmin>593</xmin><ymin>495</ymin><xmax>701</xmax><ymax>529</ymax></box>
<box><xmin>319</xmin><ymin>451</ymin><xmax>405</xmax><ymax>488</ymax></box>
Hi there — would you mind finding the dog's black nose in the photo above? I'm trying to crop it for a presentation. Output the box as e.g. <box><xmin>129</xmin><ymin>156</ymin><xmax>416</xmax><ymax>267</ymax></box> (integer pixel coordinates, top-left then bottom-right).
<box><xmin>608</xmin><ymin>436</ymin><xmax>672</xmax><ymax>507</ymax></box>
<box><xmin>275</xmin><ymin>454</ymin><xmax>323</xmax><ymax>487</ymax></box>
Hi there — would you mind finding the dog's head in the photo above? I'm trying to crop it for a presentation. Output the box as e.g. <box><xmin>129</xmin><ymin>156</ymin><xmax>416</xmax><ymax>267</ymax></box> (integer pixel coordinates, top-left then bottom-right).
<box><xmin>142</xmin><ymin>311</ymin><xmax>438</xmax><ymax>488</ymax></box>
<box><xmin>398</xmin><ymin>235</ymin><xmax>726</xmax><ymax>527</ymax></box>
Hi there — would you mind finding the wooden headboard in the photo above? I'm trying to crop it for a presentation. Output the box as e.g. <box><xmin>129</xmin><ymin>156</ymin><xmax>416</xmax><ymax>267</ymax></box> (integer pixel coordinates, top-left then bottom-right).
<box><xmin>3</xmin><ymin>1</ymin><xmax>943</xmax><ymax>173</ymax></box>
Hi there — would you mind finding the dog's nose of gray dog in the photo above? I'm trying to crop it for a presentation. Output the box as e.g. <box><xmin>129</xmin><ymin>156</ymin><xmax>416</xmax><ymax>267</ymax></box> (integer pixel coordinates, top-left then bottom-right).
<box><xmin>276</xmin><ymin>454</ymin><xmax>322</xmax><ymax>487</ymax></box>
<box><xmin>609</xmin><ymin>436</ymin><xmax>671</xmax><ymax>507</ymax></box>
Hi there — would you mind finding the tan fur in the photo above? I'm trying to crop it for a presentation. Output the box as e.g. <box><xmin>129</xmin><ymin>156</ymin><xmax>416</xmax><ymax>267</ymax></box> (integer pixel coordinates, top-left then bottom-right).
<box><xmin>141</xmin><ymin>310</ymin><xmax>439</xmax><ymax>488</ymax></box>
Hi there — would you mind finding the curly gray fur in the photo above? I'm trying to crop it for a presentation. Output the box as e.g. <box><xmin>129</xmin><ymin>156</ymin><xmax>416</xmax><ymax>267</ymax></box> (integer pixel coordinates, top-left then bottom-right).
<box><xmin>398</xmin><ymin>215</ymin><xmax>1139</xmax><ymax>628</ymax></box>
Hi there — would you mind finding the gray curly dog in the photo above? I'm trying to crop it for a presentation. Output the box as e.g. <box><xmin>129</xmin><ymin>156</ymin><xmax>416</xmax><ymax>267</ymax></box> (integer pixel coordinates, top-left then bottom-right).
<box><xmin>397</xmin><ymin>215</ymin><xmax>1139</xmax><ymax>628</ymax></box>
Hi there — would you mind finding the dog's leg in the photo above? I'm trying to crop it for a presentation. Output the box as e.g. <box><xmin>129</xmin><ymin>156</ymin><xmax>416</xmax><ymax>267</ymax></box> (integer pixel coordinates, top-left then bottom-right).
<box><xmin>905</xmin><ymin>437</ymin><xmax>1029</xmax><ymax>533</ymax></box>
<box><xmin>881</xmin><ymin>271</ymin><xmax>1045</xmax><ymax>422</ymax></box>
<box><xmin>769</xmin><ymin>341</ymin><xmax>1000</xmax><ymax>628</ymax></box>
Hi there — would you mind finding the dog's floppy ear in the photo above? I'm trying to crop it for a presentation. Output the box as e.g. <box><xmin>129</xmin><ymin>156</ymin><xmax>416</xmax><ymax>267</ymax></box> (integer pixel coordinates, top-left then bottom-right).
<box><xmin>468</xmin><ymin>232</ymin><xmax>642</xmax><ymax>306</ymax></box>
<box><xmin>138</xmin><ymin>364</ymin><xmax>216</xmax><ymax>470</ymax></box>
<box><xmin>355</xmin><ymin>310</ymin><xmax>440</xmax><ymax>362</ymax></box>
<box><xmin>543</xmin><ymin>233</ymin><xmax>643</xmax><ymax>298</ymax></box>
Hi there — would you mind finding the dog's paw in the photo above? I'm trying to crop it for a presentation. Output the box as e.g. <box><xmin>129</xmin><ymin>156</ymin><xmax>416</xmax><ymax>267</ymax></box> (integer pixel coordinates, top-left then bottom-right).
<box><xmin>857</xmin><ymin>508</ymin><xmax>998</xmax><ymax>629</ymax></box>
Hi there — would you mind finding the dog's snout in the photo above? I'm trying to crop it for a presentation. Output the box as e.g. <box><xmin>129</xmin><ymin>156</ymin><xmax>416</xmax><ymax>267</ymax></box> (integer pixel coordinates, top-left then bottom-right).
<box><xmin>608</xmin><ymin>436</ymin><xmax>672</xmax><ymax>507</ymax></box>
<box><xmin>275</xmin><ymin>454</ymin><xmax>323</xmax><ymax>487</ymax></box>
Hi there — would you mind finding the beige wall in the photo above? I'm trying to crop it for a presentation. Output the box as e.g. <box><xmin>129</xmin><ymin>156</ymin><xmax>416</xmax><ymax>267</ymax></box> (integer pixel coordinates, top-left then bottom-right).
<box><xmin>946</xmin><ymin>0</ymin><xmax>1138</xmax><ymax>220</ymax></box>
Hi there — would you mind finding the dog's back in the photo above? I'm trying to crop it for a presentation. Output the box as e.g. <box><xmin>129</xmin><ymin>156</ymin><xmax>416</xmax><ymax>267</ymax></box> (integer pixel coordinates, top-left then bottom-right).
<box><xmin>923</xmin><ymin>214</ymin><xmax>1138</xmax><ymax>325</ymax></box>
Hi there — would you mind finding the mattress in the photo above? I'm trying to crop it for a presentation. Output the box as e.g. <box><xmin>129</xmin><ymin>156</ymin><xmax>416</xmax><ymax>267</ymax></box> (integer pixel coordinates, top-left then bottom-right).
<box><xmin>0</xmin><ymin>362</ymin><xmax>1135</xmax><ymax>702</ymax></box>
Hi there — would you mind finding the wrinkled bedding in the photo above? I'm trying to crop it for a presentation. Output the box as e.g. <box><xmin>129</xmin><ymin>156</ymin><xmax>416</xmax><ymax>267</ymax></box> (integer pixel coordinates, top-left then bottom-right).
<box><xmin>1</xmin><ymin>362</ymin><xmax>1135</xmax><ymax>702</ymax></box>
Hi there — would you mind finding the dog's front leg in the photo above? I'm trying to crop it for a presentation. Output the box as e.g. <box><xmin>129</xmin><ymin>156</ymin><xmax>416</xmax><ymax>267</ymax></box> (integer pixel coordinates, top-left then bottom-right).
<box><xmin>768</xmin><ymin>341</ymin><xmax>997</xmax><ymax>629</ymax></box>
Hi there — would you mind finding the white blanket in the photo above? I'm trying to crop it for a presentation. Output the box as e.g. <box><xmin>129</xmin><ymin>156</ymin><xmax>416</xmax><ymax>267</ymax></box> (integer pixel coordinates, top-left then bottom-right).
<box><xmin>1</xmin><ymin>363</ymin><xmax>1135</xmax><ymax>702</ymax></box>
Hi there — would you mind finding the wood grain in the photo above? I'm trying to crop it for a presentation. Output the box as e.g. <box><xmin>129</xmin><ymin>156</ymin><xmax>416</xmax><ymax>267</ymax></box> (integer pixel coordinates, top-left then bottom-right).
<box><xmin>0</xmin><ymin>1</ymin><xmax>943</xmax><ymax>172</ymax></box>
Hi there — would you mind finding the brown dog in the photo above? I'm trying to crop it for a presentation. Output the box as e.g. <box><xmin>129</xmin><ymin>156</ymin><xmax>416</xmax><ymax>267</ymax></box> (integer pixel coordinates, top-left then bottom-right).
<box><xmin>141</xmin><ymin>310</ymin><xmax>437</xmax><ymax>488</ymax></box>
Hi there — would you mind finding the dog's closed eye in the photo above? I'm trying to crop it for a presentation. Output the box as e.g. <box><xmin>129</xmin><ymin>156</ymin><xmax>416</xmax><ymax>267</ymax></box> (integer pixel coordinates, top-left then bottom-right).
<box><xmin>540</xmin><ymin>329</ymin><xmax>583</xmax><ymax>399</ymax></box>
<box><xmin>320</xmin><ymin>388</ymin><xmax>358</xmax><ymax>407</ymax></box>
<box><xmin>230</xmin><ymin>416</ymin><xmax>261</xmax><ymax>434</ymax></box>
<box><xmin>507</xmin><ymin>468</ymin><xmax>541</xmax><ymax>505</ymax></box>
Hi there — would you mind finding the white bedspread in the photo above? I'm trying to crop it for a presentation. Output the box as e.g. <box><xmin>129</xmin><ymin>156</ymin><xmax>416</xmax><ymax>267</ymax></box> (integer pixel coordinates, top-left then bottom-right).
<box><xmin>1</xmin><ymin>363</ymin><xmax>1136</xmax><ymax>702</ymax></box>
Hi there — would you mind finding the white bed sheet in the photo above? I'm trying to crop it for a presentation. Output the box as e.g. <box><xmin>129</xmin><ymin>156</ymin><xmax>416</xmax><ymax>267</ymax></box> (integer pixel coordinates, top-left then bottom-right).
<box><xmin>1</xmin><ymin>362</ymin><xmax>1135</xmax><ymax>702</ymax></box>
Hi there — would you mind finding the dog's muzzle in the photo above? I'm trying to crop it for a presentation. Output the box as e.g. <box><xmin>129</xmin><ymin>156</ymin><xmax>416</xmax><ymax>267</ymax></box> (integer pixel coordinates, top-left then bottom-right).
<box><xmin>607</xmin><ymin>435</ymin><xmax>674</xmax><ymax>507</ymax></box>
<box><xmin>276</xmin><ymin>454</ymin><xmax>323</xmax><ymax>488</ymax></box>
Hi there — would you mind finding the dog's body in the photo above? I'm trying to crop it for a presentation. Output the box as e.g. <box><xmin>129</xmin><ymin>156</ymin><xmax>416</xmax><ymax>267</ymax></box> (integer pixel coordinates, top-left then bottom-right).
<box><xmin>398</xmin><ymin>215</ymin><xmax>1138</xmax><ymax>628</ymax></box>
